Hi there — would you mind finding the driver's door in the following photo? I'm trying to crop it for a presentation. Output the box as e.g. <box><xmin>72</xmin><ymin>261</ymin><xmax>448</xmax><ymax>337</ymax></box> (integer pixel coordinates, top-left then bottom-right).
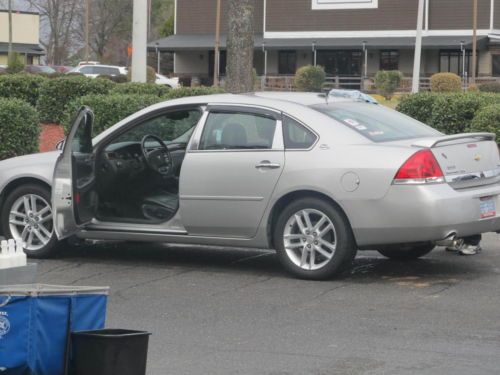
<box><xmin>52</xmin><ymin>107</ymin><xmax>97</xmax><ymax>239</ymax></box>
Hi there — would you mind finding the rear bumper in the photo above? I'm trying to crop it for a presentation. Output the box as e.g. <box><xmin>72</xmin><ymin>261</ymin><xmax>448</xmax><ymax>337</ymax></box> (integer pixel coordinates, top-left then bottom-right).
<box><xmin>348</xmin><ymin>183</ymin><xmax>500</xmax><ymax>246</ymax></box>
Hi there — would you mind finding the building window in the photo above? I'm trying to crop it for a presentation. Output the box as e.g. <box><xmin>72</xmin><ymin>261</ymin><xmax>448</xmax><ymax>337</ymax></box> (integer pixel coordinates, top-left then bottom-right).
<box><xmin>316</xmin><ymin>50</ymin><xmax>362</xmax><ymax>76</ymax></box>
<box><xmin>312</xmin><ymin>0</ymin><xmax>378</xmax><ymax>10</ymax></box>
<box><xmin>492</xmin><ymin>55</ymin><xmax>500</xmax><ymax>77</ymax></box>
<box><xmin>380</xmin><ymin>50</ymin><xmax>399</xmax><ymax>71</ymax></box>
<box><xmin>278</xmin><ymin>51</ymin><xmax>297</xmax><ymax>75</ymax></box>
<box><xmin>439</xmin><ymin>50</ymin><xmax>476</xmax><ymax>77</ymax></box>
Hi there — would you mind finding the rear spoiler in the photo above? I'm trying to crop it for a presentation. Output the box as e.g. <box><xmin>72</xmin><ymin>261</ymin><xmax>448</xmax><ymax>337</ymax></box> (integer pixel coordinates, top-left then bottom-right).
<box><xmin>412</xmin><ymin>133</ymin><xmax>496</xmax><ymax>148</ymax></box>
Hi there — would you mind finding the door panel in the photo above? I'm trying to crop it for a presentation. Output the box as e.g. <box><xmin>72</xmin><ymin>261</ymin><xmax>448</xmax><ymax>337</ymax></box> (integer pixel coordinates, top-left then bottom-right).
<box><xmin>180</xmin><ymin>107</ymin><xmax>284</xmax><ymax>238</ymax></box>
<box><xmin>52</xmin><ymin>107</ymin><xmax>96</xmax><ymax>239</ymax></box>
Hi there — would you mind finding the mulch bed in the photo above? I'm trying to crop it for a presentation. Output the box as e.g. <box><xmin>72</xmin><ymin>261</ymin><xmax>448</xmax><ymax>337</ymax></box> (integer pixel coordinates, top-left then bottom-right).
<box><xmin>39</xmin><ymin>123</ymin><xmax>65</xmax><ymax>152</ymax></box>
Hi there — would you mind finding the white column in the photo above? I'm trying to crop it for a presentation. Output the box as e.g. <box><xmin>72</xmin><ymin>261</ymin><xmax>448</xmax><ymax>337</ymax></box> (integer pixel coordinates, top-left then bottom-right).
<box><xmin>131</xmin><ymin>0</ymin><xmax>147</xmax><ymax>82</ymax></box>
<box><xmin>412</xmin><ymin>0</ymin><xmax>425</xmax><ymax>93</ymax></box>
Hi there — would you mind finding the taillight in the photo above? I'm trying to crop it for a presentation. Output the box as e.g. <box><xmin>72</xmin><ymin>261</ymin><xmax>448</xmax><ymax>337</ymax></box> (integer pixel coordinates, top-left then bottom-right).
<box><xmin>393</xmin><ymin>149</ymin><xmax>445</xmax><ymax>185</ymax></box>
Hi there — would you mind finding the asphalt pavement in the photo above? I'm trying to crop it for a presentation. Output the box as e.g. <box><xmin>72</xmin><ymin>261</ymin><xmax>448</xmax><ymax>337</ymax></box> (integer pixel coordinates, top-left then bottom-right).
<box><xmin>36</xmin><ymin>233</ymin><xmax>500</xmax><ymax>375</ymax></box>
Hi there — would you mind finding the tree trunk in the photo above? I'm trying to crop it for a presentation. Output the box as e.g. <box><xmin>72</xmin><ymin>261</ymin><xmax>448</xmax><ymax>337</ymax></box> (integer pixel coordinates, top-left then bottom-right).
<box><xmin>226</xmin><ymin>0</ymin><xmax>254</xmax><ymax>93</ymax></box>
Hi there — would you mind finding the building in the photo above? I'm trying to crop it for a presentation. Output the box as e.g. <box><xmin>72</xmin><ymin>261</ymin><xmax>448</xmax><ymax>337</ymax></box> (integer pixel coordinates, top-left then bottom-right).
<box><xmin>150</xmin><ymin>0</ymin><xmax>500</xmax><ymax>87</ymax></box>
<box><xmin>0</xmin><ymin>10</ymin><xmax>44</xmax><ymax>65</ymax></box>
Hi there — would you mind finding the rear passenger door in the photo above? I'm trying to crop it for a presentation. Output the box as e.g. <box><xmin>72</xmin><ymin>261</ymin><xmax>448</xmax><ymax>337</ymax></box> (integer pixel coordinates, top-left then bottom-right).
<box><xmin>179</xmin><ymin>105</ymin><xmax>285</xmax><ymax>238</ymax></box>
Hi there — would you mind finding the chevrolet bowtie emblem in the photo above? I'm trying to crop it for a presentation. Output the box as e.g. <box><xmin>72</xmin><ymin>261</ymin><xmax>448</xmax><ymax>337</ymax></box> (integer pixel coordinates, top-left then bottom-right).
<box><xmin>474</xmin><ymin>154</ymin><xmax>482</xmax><ymax>161</ymax></box>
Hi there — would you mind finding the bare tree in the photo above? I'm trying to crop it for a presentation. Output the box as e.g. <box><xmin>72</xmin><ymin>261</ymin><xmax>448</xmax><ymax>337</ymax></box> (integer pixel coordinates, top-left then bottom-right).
<box><xmin>75</xmin><ymin>0</ymin><xmax>133</xmax><ymax>62</ymax></box>
<box><xmin>28</xmin><ymin>0</ymin><xmax>79</xmax><ymax>65</ymax></box>
<box><xmin>226</xmin><ymin>0</ymin><xmax>254</xmax><ymax>93</ymax></box>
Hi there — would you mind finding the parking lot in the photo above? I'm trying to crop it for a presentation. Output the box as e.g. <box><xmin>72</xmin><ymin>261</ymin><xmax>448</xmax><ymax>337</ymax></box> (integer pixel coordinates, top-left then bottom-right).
<box><xmin>36</xmin><ymin>233</ymin><xmax>500</xmax><ymax>375</ymax></box>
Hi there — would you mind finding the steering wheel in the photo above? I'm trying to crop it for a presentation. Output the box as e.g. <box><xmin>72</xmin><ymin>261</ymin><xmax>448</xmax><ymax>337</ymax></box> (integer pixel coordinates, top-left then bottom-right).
<box><xmin>140</xmin><ymin>134</ymin><xmax>173</xmax><ymax>177</ymax></box>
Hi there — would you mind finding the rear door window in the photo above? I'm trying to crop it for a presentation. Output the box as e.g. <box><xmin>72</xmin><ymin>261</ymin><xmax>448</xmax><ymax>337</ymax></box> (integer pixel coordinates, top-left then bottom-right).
<box><xmin>200</xmin><ymin>112</ymin><xmax>277</xmax><ymax>150</ymax></box>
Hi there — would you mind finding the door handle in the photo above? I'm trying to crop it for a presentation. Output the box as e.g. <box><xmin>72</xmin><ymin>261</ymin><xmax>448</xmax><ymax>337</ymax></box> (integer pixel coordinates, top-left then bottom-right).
<box><xmin>255</xmin><ymin>161</ymin><xmax>281</xmax><ymax>169</ymax></box>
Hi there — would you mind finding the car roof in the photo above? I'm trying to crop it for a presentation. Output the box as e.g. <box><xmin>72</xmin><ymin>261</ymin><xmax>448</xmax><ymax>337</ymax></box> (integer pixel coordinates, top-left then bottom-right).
<box><xmin>80</xmin><ymin>64</ymin><xmax>126</xmax><ymax>69</ymax></box>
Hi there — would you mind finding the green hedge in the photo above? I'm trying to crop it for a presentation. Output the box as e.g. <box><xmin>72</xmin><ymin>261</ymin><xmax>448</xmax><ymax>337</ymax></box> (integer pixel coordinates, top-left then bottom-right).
<box><xmin>111</xmin><ymin>82</ymin><xmax>170</xmax><ymax>97</ymax></box>
<box><xmin>294</xmin><ymin>65</ymin><xmax>326</xmax><ymax>92</ymax></box>
<box><xmin>478</xmin><ymin>82</ymin><xmax>500</xmax><ymax>93</ymax></box>
<box><xmin>470</xmin><ymin>104</ymin><xmax>500</xmax><ymax>143</ymax></box>
<box><xmin>0</xmin><ymin>98</ymin><xmax>40</xmax><ymax>160</ymax></box>
<box><xmin>397</xmin><ymin>92</ymin><xmax>500</xmax><ymax>135</ymax></box>
<box><xmin>0</xmin><ymin>73</ymin><xmax>48</xmax><ymax>106</ymax></box>
<box><xmin>63</xmin><ymin>94</ymin><xmax>163</xmax><ymax>136</ymax></box>
<box><xmin>37</xmin><ymin>76</ymin><xmax>115</xmax><ymax>124</ymax></box>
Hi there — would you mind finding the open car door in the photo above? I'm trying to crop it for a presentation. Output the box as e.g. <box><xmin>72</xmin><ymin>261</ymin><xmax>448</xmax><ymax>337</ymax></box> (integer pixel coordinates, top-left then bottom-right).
<box><xmin>52</xmin><ymin>107</ymin><xmax>97</xmax><ymax>239</ymax></box>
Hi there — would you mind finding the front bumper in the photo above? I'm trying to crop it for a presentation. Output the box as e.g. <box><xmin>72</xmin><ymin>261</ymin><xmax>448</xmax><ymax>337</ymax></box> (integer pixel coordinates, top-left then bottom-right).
<box><xmin>347</xmin><ymin>182</ymin><xmax>500</xmax><ymax>247</ymax></box>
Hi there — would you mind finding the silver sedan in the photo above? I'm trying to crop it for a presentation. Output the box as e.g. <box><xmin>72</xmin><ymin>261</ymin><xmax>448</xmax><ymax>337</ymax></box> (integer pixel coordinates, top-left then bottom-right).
<box><xmin>0</xmin><ymin>92</ymin><xmax>499</xmax><ymax>279</ymax></box>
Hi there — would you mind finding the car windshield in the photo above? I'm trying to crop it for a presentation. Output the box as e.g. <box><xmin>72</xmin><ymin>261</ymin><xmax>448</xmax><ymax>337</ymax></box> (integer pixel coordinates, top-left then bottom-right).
<box><xmin>311</xmin><ymin>102</ymin><xmax>441</xmax><ymax>142</ymax></box>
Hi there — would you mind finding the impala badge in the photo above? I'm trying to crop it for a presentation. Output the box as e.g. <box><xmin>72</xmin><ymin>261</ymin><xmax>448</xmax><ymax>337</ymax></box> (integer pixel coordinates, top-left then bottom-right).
<box><xmin>474</xmin><ymin>154</ymin><xmax>482</xmax><ymax>161</ymax></box>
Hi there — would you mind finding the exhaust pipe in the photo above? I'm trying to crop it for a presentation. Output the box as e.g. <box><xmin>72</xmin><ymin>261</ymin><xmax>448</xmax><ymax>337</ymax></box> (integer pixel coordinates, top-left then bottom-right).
<box><xmin>435</xmin><ymin>233</ymin><xmax>464</xmax><ymax>248</ymax></box>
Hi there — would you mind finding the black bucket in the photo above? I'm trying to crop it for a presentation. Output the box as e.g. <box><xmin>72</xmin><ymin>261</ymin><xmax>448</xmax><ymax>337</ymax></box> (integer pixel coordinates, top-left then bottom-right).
<box><xmin>70</xmin><ymin>329</ymin><xmax>151</xmax><ymax>375</ymax></box>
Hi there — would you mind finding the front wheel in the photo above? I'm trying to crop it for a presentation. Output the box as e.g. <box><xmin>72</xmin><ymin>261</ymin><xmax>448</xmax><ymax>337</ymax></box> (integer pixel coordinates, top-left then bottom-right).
<box><xmin>273</xmin><ymin>197</ymin><xmax>357</xmax><ymax>280</ymax></box>
<box><xmin>377</xmin><ymin>243</ymin><xmax>435</xmax><ymax>260</ymax></box>
<box><xmin>1</xmin><ymin>184</ymin><xmax>60</xmax><ymax>258</ymax></box>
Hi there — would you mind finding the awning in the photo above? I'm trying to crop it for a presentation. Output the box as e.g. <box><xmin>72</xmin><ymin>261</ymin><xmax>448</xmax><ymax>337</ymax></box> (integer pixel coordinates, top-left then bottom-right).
<box><xmin>149</xmin><ymin>34</ymin><xmax>489</xmax><ymax>52</ymax></box>
<box><xmin>0</xmin><ymin>43</ymin><xmax>45</xmax><ymax>55</ymax></box>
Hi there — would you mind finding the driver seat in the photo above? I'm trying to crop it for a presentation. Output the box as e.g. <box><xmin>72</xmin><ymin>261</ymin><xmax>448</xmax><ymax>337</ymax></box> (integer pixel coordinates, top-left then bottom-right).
<box><xmin>141</xmin><ymin>191</ymin><xmax>179</xmax><ymax>221</ymax></box>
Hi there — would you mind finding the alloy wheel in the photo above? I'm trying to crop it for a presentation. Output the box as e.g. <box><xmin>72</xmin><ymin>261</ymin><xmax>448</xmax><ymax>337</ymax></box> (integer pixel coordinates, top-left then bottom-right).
<box><xmin>9</xmin><ymin>194</ymin><xmax>54</xmax><ymax>251</ymax></box>
<box><xmin>283</xmin><ymin>208</ymin><xmax>337</xmax><ymax>271</ymax></box>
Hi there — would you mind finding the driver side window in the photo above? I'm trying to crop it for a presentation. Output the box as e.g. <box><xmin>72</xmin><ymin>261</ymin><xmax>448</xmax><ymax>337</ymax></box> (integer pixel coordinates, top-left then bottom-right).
<box><xmin>106</xmin><ymin>109</ymin><xmax>202</xmax><ymax>150</ymax></box>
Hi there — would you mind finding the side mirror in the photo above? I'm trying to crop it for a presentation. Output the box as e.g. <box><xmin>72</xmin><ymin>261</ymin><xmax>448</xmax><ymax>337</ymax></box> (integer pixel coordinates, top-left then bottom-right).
<box><xmin>56</xmin><ymin>138</ymin><xmax>65</xmax><ymax>151</ymax></box>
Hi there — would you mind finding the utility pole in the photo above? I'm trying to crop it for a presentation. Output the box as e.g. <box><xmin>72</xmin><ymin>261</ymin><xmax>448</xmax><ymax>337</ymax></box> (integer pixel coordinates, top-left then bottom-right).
<box><xmin>7</xmin><ymin>0</ymin><xmax>12</xmax><ymax>56</ymax></box>
<box><xmin>131</xmin><ymin>0</ymin><xmax>148</xmax><ymax>82</ymax></box>
<box><xmin>85</xmin><ymin>0</ymin><xmax>90</xmax><ymax>62</ymax></box>
<box><xmin>213</xmin><ymin>0</ymin><xmax>222</xmax><ymax>86</ymax></box>
<box><xmin>412</xmin><ymin>0</ymin><xmax>424</xmax><ymax>93</ymax></box>
<box><xmin>472</xmin><ymin>0</ymin><xmax>478</xmax><ymax>84</ymax></box>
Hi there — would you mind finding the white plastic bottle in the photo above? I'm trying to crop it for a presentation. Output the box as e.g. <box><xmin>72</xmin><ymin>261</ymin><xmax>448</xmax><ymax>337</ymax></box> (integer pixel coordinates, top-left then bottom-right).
<box><xmin>8</xmin><ymin>239</ymin><xmax>17</xmax><ymax>268</ymax></box>
<box><xmin>15</xmin><ymin>239</ymin><xmax>27</xmax><ymax>268</ymax></box>
<box><xmin>0</xmin><ymin>240</ymin><xmax>9</xmax><ymax>269</ymax></box>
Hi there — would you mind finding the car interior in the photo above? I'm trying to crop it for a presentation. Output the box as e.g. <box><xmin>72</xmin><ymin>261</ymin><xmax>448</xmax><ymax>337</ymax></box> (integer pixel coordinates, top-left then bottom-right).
<box><xmin>83</xmin><ymin>108</ymin><xmax>280</xmax><ymax>225</ymax></box>
<box><xmin>94</xmin><ymin>108</ymin><xmax>202</xmax><ymax>223</ymax></box>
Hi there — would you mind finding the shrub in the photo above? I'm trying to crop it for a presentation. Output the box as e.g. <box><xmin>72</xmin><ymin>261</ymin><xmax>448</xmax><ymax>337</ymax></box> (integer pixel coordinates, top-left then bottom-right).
<box><xmin>470</xmin><ymin>104</ymin><xmax>500</xmax><ymax>143</ymax></box>
<box><xmin>63</xmin><ymin>94</ymin><xmax>163</xmax><ymax>136</ymax></box>
<box><xmin>0</xmin><ymin>73</ymin><xmax>48</xmax><ymax>106</ymax></box>
<box><xmin>374</xmin><ymin>70</ymin><xmax>403</xmax><ymax>100</ymax></box>
<box><xmin>37</xmin><ymin>76</ymin><xmax>115</xmax><ymax>123</ymax></box>
<box><xmin>396</xmin><ymin>92</ymin><xmax>440</xmax><ymax>125</ymax></box>
<box><xmin>0</xmin><ymin>98</ymin><xmax>39</xmax><ymax>160</ymax></box>
<box><xmin>6</xmin><ymin>52</ymin><xmax>25</xmax><ymax>74</ymax></box>
<box><xmin>111</xmin><ymin>82</ymin><xmax>170</xmax><ymax>97</ymax></box>
<box><xmin>162</xmin><ymin>86</ymin><xmax>225</xmax><ymax>100</ymax></box>
<box><xmin>478</xmin><ymin>82</ymin><xmax>500</xmax><ymax>93</ymax></box>
<box><xmin>430</xmin><ymin>72</ymin><xmax>462</xmax><ymax>92</ymax></box>
<box><xmin>294</xmin><ymin>65</ymin><xmax>326</xmax><ymax>92</ymax></box>
<box><xmin>430</xmin><ymin>92</ymin><xmax>500</xmax><ymax>134</ymax></box>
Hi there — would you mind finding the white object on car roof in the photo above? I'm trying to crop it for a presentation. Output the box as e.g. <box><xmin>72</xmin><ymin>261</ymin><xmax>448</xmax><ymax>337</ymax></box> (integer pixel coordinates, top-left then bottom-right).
<box><xmin>155</xmin><ymin>74</ymin><xmax>180</xmax><ymax>88</ymax></box>
<box><xmin>329</xmin><ymin>89</ymin><xmax>379</xmax><ymax>104</ymax></box>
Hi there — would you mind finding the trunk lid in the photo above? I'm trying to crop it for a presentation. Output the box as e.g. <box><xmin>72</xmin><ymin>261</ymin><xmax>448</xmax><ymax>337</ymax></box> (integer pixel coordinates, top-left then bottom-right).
<box><xmin>412</xmin><ymin>133</ymin><xmax>500</xmax><ymax>189</ymax></box>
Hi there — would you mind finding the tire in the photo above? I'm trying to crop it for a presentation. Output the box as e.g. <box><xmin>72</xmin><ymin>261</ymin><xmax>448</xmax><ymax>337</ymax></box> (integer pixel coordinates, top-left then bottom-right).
<box><xmin>1</xmin><ymin>184</ymin><xmax>61</xmax><ymax>258</ymax></box>
<box><xmin>273</xmin><ymin>197</ymin><xmax>357</xmax><ymax>280</ymax></box>
<box><xmin>377</xmin><ymin>243</ymin><xmax>435</xmax><ymax>260</ymax></box>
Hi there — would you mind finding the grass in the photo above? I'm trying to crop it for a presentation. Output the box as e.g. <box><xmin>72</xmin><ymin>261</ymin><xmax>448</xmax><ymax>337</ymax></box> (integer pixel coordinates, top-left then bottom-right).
<box><xmin>371</xmin><ymin>93</ymin><xmax>401</xmax><ymax>109</ymax></box>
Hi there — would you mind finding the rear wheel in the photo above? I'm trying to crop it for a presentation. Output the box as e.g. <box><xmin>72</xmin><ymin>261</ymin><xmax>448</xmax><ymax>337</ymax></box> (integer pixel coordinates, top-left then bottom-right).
<box><xmin>1</xmin><ymin>184</ymin><xmax>60</xmax><ymax>258</ymax></box>
<box><xmin>377</xmin><ymin>243</ymin><xmax>435</xmax><ymax>260</ymax></box>
<box><xmin>273</xmin><ymin>197</ymin><xmax>357</xmax><ymax>280</ymax></box>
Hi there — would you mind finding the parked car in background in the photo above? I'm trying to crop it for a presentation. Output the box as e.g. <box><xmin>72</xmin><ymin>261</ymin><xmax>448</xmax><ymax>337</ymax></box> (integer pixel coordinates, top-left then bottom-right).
<box><xmin>0</xmin><ymin>92</ymin><xmax>498</xmax><ymax>280</ymax></box>
<box><xmin>50</xmin><ymin>65</ymin><xmax>74</xmax><ymax>74</ymax></box>
<box><xmin>77</xmin><ymin>61</ymin><xmax>100</xmax><ymax>67</ymax></box>
<box><xmin>155</xmin><ymin>73</ymin><xmax>180</xmax><ymax>88</ymax></box>
<box><xmin>69</xmin><ymin>64</ymin><xmax>127</xmax><ymax>78</ymax></box>
<box><xmin>24</xmin><ymin>65</ymin><xmax>57</xmax><ymax>74</ymax></box>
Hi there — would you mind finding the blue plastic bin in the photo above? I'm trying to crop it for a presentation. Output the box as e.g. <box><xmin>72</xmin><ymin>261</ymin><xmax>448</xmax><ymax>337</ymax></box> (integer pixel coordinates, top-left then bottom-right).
<box><xmin>0</xmin><ymin>284</ymin><xmax>109</xmax><ymax>375</ymax></box>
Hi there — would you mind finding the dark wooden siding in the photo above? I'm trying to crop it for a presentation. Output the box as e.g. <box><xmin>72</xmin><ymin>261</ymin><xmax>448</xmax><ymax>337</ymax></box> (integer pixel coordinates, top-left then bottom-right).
<box><xmin>265</xmin><ymin>0</ymin><xmax>418</xmax><ymax>32</ymax></box>
<box><xmin>429</xmin><ymin>0</ymin><xmax>490</xmax><ymax>30</ymax></box>
<box><xmin>176</xmin><ymin>0</ymin><xmax>263</xmax><ymax>34</ymax></box>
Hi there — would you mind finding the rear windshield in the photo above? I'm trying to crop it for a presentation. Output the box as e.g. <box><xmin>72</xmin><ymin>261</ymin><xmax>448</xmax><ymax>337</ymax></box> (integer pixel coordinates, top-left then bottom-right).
<box><xmin>311</xmin><ymin>103</ymin><xmax>441</xmax><ymax>142</ymax></box>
